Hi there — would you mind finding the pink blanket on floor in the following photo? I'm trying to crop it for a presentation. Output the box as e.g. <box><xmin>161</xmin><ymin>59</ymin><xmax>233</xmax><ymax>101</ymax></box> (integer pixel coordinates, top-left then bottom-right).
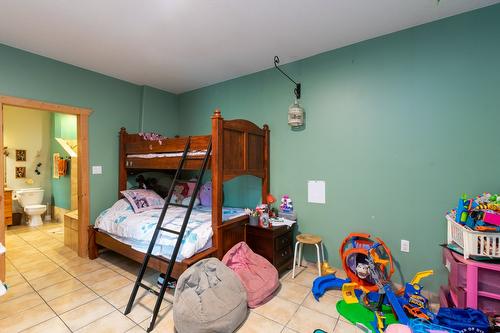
<box><xmin>222</xmin><ymin>241</ymin><xmax>279</xmax><ymax>308</ymax></box>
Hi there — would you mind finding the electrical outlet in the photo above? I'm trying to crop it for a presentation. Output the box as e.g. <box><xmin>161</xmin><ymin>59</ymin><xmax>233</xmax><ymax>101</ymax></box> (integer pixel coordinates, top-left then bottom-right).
<box><xmin>401</xmin><ymin>239</ymin><xmax>410</xmax><ymax>253</ymax></box>
<box><xmin>92</xmin><ymin>165</ymin><xmax>102</xmax><ymax>175</ymax></box>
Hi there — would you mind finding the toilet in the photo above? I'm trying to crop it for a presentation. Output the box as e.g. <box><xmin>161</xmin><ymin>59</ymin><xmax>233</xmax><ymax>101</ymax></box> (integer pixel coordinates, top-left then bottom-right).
<box><xmin>16</xmin><ymin>188</ymin><xmax>46</xmax><ymax>227</ymax></box>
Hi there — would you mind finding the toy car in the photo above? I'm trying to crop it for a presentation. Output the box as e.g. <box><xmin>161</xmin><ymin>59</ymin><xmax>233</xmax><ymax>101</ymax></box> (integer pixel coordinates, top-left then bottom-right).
<box><xmin>403</xmin><ymin>304</ymin><xmax>430</xmax><ymax>320</ymax></box>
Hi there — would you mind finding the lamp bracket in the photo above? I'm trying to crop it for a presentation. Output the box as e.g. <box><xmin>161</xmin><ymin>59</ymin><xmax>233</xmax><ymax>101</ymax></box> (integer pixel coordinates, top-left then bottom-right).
<box><xmin>274</xmin><ymin>56</ymin><xmax>301</xmax><ymax>100</ymax></box>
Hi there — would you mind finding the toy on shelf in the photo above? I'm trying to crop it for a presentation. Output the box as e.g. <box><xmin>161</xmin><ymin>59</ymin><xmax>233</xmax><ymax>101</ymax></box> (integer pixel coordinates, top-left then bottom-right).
<box><xmin>447</xmin><ymin>192</ymin><xmax>500</xmax><ymax>259</ymax></box>
<box><xmin>454</xmin><ymin>192</ymin><xmax>500</xmax><ymax>230</ymax></box>
<box><xmin>278</xmin><ymin>194</ymin><xmax>297</xmax><ymax>221</ymax></box>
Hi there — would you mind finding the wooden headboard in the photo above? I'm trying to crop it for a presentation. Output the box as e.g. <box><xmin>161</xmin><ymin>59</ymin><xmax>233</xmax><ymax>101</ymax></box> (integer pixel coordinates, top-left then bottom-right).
<box><xmin>118</xmin><ymin>109</ymin><xmax>270</xmax><ymax>202</ymax></box>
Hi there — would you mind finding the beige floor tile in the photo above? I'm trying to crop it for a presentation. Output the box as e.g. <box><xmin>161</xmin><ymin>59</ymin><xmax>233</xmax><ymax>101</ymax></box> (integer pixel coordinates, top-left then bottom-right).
<box><xmin>89</xmin><ymin>273</ymin><xmax>132</xmax><ymax>296</ymax></box>
<box><xmin>333</xmin><ymin>319</ymin><xmax>363</xmax><ymax>333</ymax></box>
<box><xmin>287</xmin><ymin>306</ymin><xmax>337</xmax><ymax>333</ymax></box>
<box><xmin>237</xmin><ymin>312</ymin><xmax>282</xmax><ymax>333</ymax></box>
<box><xmin>281</xmin><ymin>328</ymin><xmax>299</xmax><ymax>333</ymax></box>
<box><xmin>0</xmin><ymin>292</ymin><xmax>44</xmax><ymax>320</ymax></box>
<box><xmin>253</xmin><ymin>296</ymin><xmax>299</xmax><ymax>325</ymax></box>
<box><xmin>138</xmin><ymin>306</ymin><xmax>175</xmax><ymax>333</ymax></box>
<box><xmin>38</xmin><ymin>278</ymin><xmax>85</xmax><ymax>301</ymax></box>
<box><xmin>325</xmin><ymin>288</ymin><xmax>343</xmax><ymax>298</ymax></box>
<box><xmin>0</xmin><ymin>281</ymin><xmax>34</xmax><ymax>302</ymax></box>
<box><xmin>302</xmin><ymin>292</ymin><xmax>341</xmax><ymax>319</ymax></box>
<box><xmin>75</xmin><ymin>310</ymin><xmax>136</xmax><ymax>333</ymax></box>
<box><xmin>64</xmin><ymin>261</ymin><xmax>106</xmax><ymax>277</ymax></box>
<box><xmin>126</xmin><ymin>325</ymin><xmax>147</xmax><ymax>332</ymax></box>
<box><xmin>4</xmin><ymin>271</ymin><xmax>26</xmax><ymax>287</ymax></box>
<box><xmin>21</xmin><ymin>262</ymin><xmax>60</xmax><ymax>280</ymax></box>
<box><xmin>0</xmin><ymin>303</ymin><xmax>56</xmax><ymax>333</ymax></box>
<box><xmin>30</xmin><ymin>267</ymin><xmax>73</xmax><ymax>290</ymax></box>
<box><xmin>48</xmin><ymin>287</ymin><xmax>99</xmax><ymax>315</ymax></box>
<box><xmin>277</xmin><ymin>280</ymin><xmax>310</xmax><ymax>304</ymax></box>
<box><xmin>334</xmin><ymin>270</ymin><xmax>347</xmax><ymax>279</ymax></box>
<box><xmin>60</xmin><ymin>298</ymin><xmax>115</xmax><ymax>331</ymax></box>
<box><xmin>102</xmin><ymin>283</ymin><xmax>135</xmax><ymax>308</ymax></box>
<box><xmin>120</xmin><ymin>294</ymin><xmax>172</xmax><ymax>324</ymax></box>
<box><xmin>22</xmin><ymin>317</ymin><xmax>71</xmax><ymax>333</ymax></box>
<box><xmin>79</xmin><ymin>267</ymin><xmax>119</xmax><ymax>284</ymax></box>
<box><xmin>12</xmin><ymin>256</ymin><xmax>51</xmax><ymax>270</ymax></box>
<box><xmin>286</xmin><ymin>271</ymin><xmax>317</xmax><ymax>288</ymax></box>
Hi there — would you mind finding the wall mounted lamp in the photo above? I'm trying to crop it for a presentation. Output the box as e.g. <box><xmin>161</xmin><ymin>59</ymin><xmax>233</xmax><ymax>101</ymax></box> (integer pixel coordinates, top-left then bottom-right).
<box><xmin>274</xmin><ymin>56</ymin><xmax>304</xmax><ymax>128</ymax></box>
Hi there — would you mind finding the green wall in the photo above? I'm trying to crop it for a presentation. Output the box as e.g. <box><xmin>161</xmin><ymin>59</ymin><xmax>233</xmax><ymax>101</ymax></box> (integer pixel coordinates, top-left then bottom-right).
<box><xmin>178</xmin><ymin>5</ymin><xmax>500</xmax><ymax>291</ymax></box>
<box><xmin>51</xmin><ymin>113</ymin><xmax>77</xmax><ymax>209</ymax></box>
<box><xmin>0</xmin><ymin>44</ymin><xmax>178</xmax><ymax>220</ymax></box>
<box><xmin>141</xmin><ymin>86</ymin><xmax>179</xmax><ymax>135</ymax></box>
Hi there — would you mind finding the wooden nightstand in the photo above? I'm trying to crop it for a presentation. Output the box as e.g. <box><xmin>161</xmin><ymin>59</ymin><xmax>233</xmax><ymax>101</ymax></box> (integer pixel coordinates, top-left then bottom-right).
<box><xmin>245</xmin><ymin>224</ymin><xmax>295</xmax><ymax>274</ymax></box>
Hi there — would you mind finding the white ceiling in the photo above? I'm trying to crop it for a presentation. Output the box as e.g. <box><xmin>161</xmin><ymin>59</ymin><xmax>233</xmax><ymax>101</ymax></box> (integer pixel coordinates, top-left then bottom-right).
<box><xmin>0</xmin><ymin>0</ymin><xmax>498</xmax><ymax>94</ymax></box>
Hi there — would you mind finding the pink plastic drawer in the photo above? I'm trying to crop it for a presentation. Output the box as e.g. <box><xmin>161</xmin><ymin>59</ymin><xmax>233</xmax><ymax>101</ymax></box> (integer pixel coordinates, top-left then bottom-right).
<box><xmin>477</xmin><ymin>267</ymin><xmax>500</xmax><ymax>295</ymax></box>
<box><xmin>439</xmin><ymin>286</ymin><xmax>454</xmax><ymax>308</ymax></box>
<box><xmin>442</xmin><ymin>247</ymin><xmax>467</xmax><ymax>288</ymax></box>
<box><xmin>442</xmin><ymin>248</ymin><xmax>500</xmax><ymax>295</ymax></box>
<box><xmin>450</xmin><ymin>285</ymin><xmax>500</xmax><ymax>316</ymax></box>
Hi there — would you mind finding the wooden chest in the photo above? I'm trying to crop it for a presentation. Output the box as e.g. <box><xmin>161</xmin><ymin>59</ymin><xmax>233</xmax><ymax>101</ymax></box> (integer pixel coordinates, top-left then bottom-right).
<box><xmin>245</xmin><ymin>224</ymin><xmax>295</xmax><ymax>274</ymax></box>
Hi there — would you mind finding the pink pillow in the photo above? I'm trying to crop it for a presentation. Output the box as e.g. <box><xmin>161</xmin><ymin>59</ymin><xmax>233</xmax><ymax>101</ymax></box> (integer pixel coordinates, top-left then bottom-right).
<box><xmin>121</xmin><ymin>189</ymin><xmax>165</xmax><ymax>213</ymax></box>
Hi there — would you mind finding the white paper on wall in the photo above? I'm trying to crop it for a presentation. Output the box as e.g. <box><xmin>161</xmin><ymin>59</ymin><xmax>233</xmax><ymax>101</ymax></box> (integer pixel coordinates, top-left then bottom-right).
<box><xmin>307</xmin><ymin>180</ymin><xmax>326</xmax><ymax>204</ymax></box>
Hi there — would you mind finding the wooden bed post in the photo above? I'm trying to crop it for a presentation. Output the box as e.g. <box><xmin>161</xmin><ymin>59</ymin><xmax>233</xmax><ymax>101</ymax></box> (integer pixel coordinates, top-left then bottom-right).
<box><xmin>211</xmin><ymin>109</ymin><xmax>224</xmax><ymax>258</ymax></box>
<box><xmin>118</xmin><ymin>127</ymin><xmax>127</xmax><ymax>197</ymax></box>
<box><xmin>262</xmin><ymin>124</ymin><xmax>270</xmax><ymax>202</ymax></box>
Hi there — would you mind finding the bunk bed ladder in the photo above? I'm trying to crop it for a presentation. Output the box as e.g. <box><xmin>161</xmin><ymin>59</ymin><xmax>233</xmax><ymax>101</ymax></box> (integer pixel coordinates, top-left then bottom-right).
<box><xmin>124</xmin><ymin>136</ymin><xmax>213</xmax><ymax>332</ymax></box>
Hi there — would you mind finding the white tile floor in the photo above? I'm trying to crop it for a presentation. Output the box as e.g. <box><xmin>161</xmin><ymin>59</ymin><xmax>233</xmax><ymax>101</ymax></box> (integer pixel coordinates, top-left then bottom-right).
<box><xmin>1</xmin><ymin>222</ymin><xmax>363</xmax><ymax>333</ymax></box>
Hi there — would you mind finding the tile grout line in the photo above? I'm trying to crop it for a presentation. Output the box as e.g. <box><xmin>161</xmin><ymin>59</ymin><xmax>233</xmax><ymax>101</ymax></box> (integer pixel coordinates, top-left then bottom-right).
<box><xmin>7</xmin><ymin>225</ymin><xmax>128</xmax><ymax>332</ymax></box>
<box><xmin>7</xmin><ymin>226</ymin><xmax>75</xmax><ymax>333</ymax></box>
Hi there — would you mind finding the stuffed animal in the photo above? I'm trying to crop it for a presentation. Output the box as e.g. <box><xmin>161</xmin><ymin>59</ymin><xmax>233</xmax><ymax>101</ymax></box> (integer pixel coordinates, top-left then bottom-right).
<box><xmin>172</xmin><ymin>183</ymin><xmax>189</xmax><ymax>204</ymax></box>
<box><xmin>199</xmin><ymin>182</ymin><xmax>212</xmax><ymax>206</ymax></box>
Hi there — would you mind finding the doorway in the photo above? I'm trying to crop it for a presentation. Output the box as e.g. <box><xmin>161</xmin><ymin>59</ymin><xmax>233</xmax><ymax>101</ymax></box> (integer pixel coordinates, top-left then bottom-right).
<box><xmin>0</xmin><ymin>96</ymin><xmax>91</xmax><ymax>282</ymax></box>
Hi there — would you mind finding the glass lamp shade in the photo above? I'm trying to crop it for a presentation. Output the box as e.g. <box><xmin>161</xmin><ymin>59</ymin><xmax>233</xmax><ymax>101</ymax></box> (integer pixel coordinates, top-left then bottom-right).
<box><xmin>288</xmin><ymin>100</ymin><xmax>304</xmax><ymax>127</ymax></box>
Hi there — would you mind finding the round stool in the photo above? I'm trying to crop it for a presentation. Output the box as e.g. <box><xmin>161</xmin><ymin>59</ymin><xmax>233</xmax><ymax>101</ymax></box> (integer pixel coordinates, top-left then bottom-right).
<box><xmin>292</xmin><ymin>234</ymin><xmax>325</xmax><ymax>278</ymax></box>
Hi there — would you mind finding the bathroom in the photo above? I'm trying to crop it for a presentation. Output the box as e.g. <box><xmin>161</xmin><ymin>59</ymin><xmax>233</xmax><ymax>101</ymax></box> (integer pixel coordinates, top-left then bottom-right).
<box><xmin>3</xmin><ymin>105</ymin><xmax>78</xmax><ymax>251</ymax></box>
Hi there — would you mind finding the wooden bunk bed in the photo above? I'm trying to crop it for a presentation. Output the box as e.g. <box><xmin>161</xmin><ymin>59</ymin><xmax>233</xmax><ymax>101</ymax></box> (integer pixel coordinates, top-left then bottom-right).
<box><xmin>88</xmin><ymin>109</ymin><xmax>270</xmax><ymax>278</ymax></box>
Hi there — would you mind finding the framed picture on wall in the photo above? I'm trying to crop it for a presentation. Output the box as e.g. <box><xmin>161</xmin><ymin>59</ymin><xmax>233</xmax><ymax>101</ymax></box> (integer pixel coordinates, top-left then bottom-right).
<box><xmin>15</xmin><ymin>149</ymin><xmax>26</xmax><ymax>161</ymax></box>
<box><xmin>15</xmin><ymin>166</ymin><xmax>26</xmax><ymax>178</ymax></box>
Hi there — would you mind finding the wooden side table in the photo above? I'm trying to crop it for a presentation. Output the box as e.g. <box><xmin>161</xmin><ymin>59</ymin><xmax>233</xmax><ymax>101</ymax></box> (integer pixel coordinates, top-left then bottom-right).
<box><xmin>245</xmin><ymin>224</ymin><xmax>295</xmax><ymax>274</ymax></box>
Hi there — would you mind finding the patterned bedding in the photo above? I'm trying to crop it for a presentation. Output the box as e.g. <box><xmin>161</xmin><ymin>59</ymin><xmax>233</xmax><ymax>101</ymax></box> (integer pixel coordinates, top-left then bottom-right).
<box><xmin>95</xmin><ymin>199</ymin><xmax>245</xmax><ymax>261</ymax></box>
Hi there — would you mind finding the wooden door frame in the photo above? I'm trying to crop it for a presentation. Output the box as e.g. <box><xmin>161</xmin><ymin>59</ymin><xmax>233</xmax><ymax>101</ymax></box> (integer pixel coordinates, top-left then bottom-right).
<box><xmin>0</xmin><ymin>95</ymin><xmax>92</xmax><ymax>281</ymax></box>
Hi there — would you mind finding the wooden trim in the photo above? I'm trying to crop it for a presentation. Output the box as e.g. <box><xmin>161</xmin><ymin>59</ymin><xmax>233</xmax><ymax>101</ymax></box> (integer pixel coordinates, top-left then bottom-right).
<box><xmin>118</xmin><ymin>128</ymin><xmax>127</xmax><ymax>196</ymax></box>
<box><xmin>0</xmin><ymin>100</ymin><xmax>5</xmax><ymax>282</ymax></box>
<box><xmin>211</xmin><ymin>109</ymin><xmax>224</xmax><ymax>258</ymax></box>
<box><xmin>0</xmin><ymin>96</ymin><xmax>92</xmax><ymax>116</ymax></box>
<box><xmin>77</xmin><ymin>113</ymin><xmax>90</xmax><ymax>257</ymax></box>
<box><xmin>0</xmin><ymin>95</ymin><xmax>92</xmax><ymax>281</ymax></box>
<box><xmin>262</xmin><ymin>124</ymin><xmax>270</xmax><ymax>202</ymax></box>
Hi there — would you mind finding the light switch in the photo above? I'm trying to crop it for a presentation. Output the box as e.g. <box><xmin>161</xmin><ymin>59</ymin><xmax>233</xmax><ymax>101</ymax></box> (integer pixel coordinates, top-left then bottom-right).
<box><xmin>92</xmin><ymin>165</ymin><xmax>102</xmax><ymax>175</ymax></box>
<box><xmin>401</xmin><ymin>239</ymin><xmax>410</xmax><ymax>253</ymax></box>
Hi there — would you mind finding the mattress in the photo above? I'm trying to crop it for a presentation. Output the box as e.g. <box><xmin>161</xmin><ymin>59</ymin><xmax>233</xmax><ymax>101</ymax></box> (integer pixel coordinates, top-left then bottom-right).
<box><xmin>95</xmin><ymin>199</ymin><xmax>245</xmax><ymax>261</ymax></box>
<box><xmin>127</xmin><ymin>150</ymin><xmax>207</xmax><ymax>159</ymax></box>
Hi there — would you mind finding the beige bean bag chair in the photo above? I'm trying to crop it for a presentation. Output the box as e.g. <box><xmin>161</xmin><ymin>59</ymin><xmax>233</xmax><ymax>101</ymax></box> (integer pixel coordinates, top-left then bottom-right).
<box><xmin>173</xmin><ymin>258</ymin><xmax>248</xmax><ymax>333</ymax></box>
